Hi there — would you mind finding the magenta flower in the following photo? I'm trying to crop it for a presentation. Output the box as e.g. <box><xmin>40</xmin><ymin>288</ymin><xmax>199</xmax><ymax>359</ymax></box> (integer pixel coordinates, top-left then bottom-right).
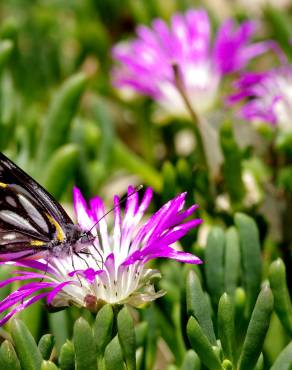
<box><xmin>0</xmin><ymin>186</ymin><xmax>202</xmax><ymax>325</ymax></box>
<box><xmin>229</xmin><ymin>66</ymin><xmax>292</xmax><ymax>131</ymax></box>
<box><xmin>112</xmin><ymin>9</ymin><xmax>272</xmax><ymax>117</ymax></box>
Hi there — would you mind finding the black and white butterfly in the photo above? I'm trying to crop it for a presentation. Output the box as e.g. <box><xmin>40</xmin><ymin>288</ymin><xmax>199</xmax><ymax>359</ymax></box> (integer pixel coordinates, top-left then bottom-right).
<box><xmin>0</xmin><ymin>152</ymin><xmax>93</xmax><ymax>262</ymax></box>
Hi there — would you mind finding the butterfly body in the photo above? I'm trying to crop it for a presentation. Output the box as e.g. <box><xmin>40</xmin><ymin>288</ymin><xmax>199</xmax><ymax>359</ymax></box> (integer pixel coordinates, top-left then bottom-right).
<box><xmin>0</xmin><ymin>152</ymin><xmax>92</xmax><ymax>262</ymax></box>
<box><xmin>46</xmin><ymin>224</ymin><xmax>90</xmax><ymax>258</ymax></box>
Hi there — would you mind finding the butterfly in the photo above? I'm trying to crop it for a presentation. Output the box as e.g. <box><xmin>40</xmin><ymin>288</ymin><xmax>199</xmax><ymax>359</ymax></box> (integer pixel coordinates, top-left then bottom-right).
<box><xmin>0</xmin><ymin>151</ymin><xmax>94</xmax><ymax>262</ymax></box>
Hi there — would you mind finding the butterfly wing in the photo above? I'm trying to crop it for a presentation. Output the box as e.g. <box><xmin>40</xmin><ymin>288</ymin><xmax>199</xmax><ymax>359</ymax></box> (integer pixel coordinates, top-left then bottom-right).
<box><xmin>0</xmin><ymin>152</ymin><xmax>74</xmax><ymax>260</ymax></box>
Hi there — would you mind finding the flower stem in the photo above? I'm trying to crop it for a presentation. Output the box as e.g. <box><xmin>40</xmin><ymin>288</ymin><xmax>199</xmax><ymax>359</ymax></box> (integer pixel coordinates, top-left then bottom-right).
<box><xmin>172</xmin><ymin>64</ymin><xmax>215</xmax><ymax>197</ymax></box>
<box><xmin>172</xmin><ymin>64</ymin><xmax>207</xmax><ymax>168</ymax></box>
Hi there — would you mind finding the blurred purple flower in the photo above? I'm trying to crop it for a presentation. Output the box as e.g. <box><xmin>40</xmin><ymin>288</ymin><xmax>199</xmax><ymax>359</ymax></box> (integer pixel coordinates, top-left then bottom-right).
<box><xmin>0</xmin><ymin>186</ymin><xmax>202</xmax><ymax>325</ymax></box>
<box><xmin>112</xmin><ymin>9</ymin><xmax>273</xmax><ymax>117</ymax></box>
<box><xmin>228</xmin><ymin>66</ymin><xmax>292</xmax><ymax>131</ymax></box>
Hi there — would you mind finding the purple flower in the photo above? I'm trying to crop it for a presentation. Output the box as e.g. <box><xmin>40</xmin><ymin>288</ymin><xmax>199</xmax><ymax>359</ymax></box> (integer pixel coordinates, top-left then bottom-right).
<box><xmin>229</xmin><ymin>66</ymin><xmax>292</xmax><ymax>131</ymax></box>
<box><xmin>0</xmin><ymin>186</ymin><xmax>202</xmax><ymax>325</ymax></box>
<box><xmin>112</xmin><ymin>9</ymin><xmax>272</xmax><ymax>117</ymax></box>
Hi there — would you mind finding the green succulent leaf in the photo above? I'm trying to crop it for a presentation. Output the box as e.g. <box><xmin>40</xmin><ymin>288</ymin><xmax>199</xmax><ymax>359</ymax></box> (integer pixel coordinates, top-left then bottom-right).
<box><xmin>186</xmin><ymin>270</ymin><xmax>216</xmax><ymax>345</ymax></box>
<box><xmin>162</xmin><ymin>161</ymin><xmax>177</xmax><ymax>201</ymax></box>
<box><xmin>187</xmin><ymin>316</ymin><xmax>223</xmax><ymax>370</ymax></box>
<box><xmin>224</xmin><ymin>227</ymin><xmax>241</xmax><ymax>297</ymax></box>
<box><xmin>93</xmin><ymin>304</ymin><xmax>114</xmax><ymax>357</ymax></box>
<box><xmin>59</xmin><ymin>340</ymin><xmax>75</xmax><ymax>370</ymax></box>
<box><xmin>254</xmin><ymin>353</ymin><xmax>264</xmax><ymax>370</ymax></box>
<box><xmin>218</xmin><ymin>293</ymin><xmax>235</xmax><ymax>363</ymax></box>
<box><xmin>37</xmin><ymin>72</ymin><xmax>87</xmax><ymax>167</ymax></box>
<box><xmin>73</xmin><ymin>317</ymin><xmax>97</xmax><ymax>370</ymax></box>
<box><xmin>0</xmin><ymin>71</ymin><xmax>15</xmax><ymax>150</ymax></box>
<box><xmin>220</xmin><ymin>120</ymin><xmax>245</xmax><ymax>203</ymax></box>
<box><xmin>104</xmin><ymin>336</ymin><xmax>125</xmax><ymax>370</ymax></box>
<box><xmin>117</xmin><ymin>306</ymin><xmax>136</xmax><ymax>370</ymax></box>
<box><xmin>181</xmin><ymin>349</ymin><xmax>201</xmax><ymax>370</ymax></box>
<box><xmin>49</xmin><ymin>311</ymin><xmax>69</xmax><ymax>352</ymax></box>
<box><xmin>0</xmin><ymin>340</ymin><xmax>21</xmax><ymax>370</ymax></box>
<box><xmin>205</xmin><ymin>227</ymin><xmax>225</xmax><ymax>307</ymax></box>
<box><xmin>238</xmin><ymin>285</ymin><xmax>274</xmax><ymax>370</ymax></box>
<box><xmin>271</xmin><ymin>342</ymin><xmax>292</xmax><ymax>370</ymax></box>
<box><xmin>41</xmin><ymin>360</ymin><xmax>59</xmax><ymax>370</ymax></box>
<box><xmin>235</xmin><ymin>213</ymin><xmax>262</xmax><ymax>317</ymax></box>
<box><xmin>38</xmin><ymin>334</ymin><xmax>55</xmax><ymax>361</ymax></box>
<box><xmin>134</xmin><ymin>322</ymin><xmax>148</xmax><ymax>348</ymax></box>
<box><xmin>269</xmin><ymin>258</ymin><xmax>292</xmax><ymax>337</ymax></box>
<box><xmin>222</xmin><ymin>359</ymin><xmax>233</xmax><ymax>370</ymax></box>
<box><xmin>10</xmin><ymin>319</ymin><xmax>43</xmax><ymax>370</ymax></box>
<box><xmin>113</xmin><ymin>139</ymin><xmax>162</xmax><ymax>191</ymax></box>
<box><xmin>42</xmin><ymin>143</ymin><xmax>79</xmax><ymax>199</ymax></box>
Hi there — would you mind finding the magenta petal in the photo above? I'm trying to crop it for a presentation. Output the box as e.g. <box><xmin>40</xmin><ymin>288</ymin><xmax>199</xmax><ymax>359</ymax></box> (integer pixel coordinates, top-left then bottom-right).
<box><xmin>68</xmin><ymin>268</ymin><xmax>102</xmax><ymax>283</ymax></box>
<box><xmin>0</xmin><ymin>273</ymin><xmax>46</xmax><ymax>289</ymax></box>
<box><xmin>0</xmin><ymin>292</ymin><xmax>49</xmax><ymax>326</ymax></box>
<box><xmin>104</xmin><ymin>253</ymin><xmax>115</xmax><ymax>275</ymax></box>
<box><xmin>5</xmin><ymin>260</ymin><xmax>55</xmax><ymax>274</ymax></box>
<box><xmin>123</xmin><ymin>247</ymin><xmax>202</xmax><ymax>265</ymax></box>
<box><xmin>228</xmin><ymin>65</ymin><xmax>292</xmax><ymax>126</ymax></box>
<box><xmin>73</xmin><ymin>186</ymin><xmax>95</xmax><ymax>231</ymax></box>
<box><xmin>47</xmin><ymin>282</ymin><xmax>73</xmax><ymax>304</ymax></box>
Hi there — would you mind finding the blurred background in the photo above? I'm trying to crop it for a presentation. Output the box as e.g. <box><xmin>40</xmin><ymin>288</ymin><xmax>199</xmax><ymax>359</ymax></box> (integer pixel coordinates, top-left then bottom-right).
<box><xmin>0</xmin><ymin>0</ymin><xmax>292</xmax><ymax>368</ymax></box>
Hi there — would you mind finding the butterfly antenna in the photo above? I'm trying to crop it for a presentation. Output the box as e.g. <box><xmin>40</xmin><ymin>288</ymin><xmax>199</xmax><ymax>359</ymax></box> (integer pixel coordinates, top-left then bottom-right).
<box><xmin>88</xmin><ymin>185</ymin><xmax>143</xmax><ymax>234</ymax></box>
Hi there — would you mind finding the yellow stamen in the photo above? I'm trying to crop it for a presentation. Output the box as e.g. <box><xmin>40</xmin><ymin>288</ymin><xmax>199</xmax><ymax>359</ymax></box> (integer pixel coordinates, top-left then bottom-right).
<box><xmin>0</xmin><ymin>182</ymin><xmax>7</xmax><ymax>188</ymax></box>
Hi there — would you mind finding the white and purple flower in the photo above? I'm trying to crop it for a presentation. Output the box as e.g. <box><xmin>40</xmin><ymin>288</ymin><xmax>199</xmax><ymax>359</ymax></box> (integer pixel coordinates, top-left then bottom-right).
<box><xmin>112</xmin><ymin>9</ymin><xmax>273</xmax><ymax>118</ymax></box>
<box><xmin>0</xmin><ymin>186</ymin><xmax>202</xmax><ymax>325</ymax></box>
<box><xmin>229</xmin><ymin>66</ymin><xmax>292</xmax><ymax>131</ymax></box>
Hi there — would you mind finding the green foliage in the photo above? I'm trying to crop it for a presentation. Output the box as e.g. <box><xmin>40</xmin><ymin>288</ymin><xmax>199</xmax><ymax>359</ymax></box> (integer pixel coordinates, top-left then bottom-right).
<box><xmin>187</xmin><ymin>316</ymin><xmax>223</xmax><ymax>370</ymax></box>
<box><xmin>184</xmin><ymin>215</ymin><xmax>292</xmax><ymax>369</ymax></box>
<box><xmin>93</xmin><ymin>304</ymin><xmax>114</xmax><ymax>358</ymax></box>
<box><xmin>73</xmin><ymin>317</ymin><xmax>97</xmax><ymax>370</ymax></box>
<box><xmin>220</xmin><ymin>121</ymin><xmax>245</xmax><ymax>204</ymax></box>
<box><xmin>117</xmin><ymin>307</ymin><xmax>136</xmax><ymax>370</ymax></box>
<box><xmin>218</xmin><ymin>294</ymin><xmax>235</xmax><ymax>363</ymax></box>
<box><xmin>10</xmin><ymin>319</ymin><xmax>43</xmax><ymax>370</ymax></box>
<box><xmin>36</xmin><ymin>73</ymin><xmax>87</xmax><ymax>169</ymax></box>
<box><xmin>0</xmin><ymin>340</ymin><xmax>21</xmax><ymax>370</ymax></box>
<box><xmin>59</xmin><ymin>341</ymin><xmax>75</xmax><ymax>370</ymax></box>
<box><xmin>237</xmin><ymin>285</ymin><xmax>274</xmax><ymax>370</ymax></box>
<box><xmin>205</xmin><ymin>227</ymin><xmax>225</xmax><ymax>306</ymax></box>
<box><xmin>38</xmin><ymin>334</ymin><xmax>55</xmax><ymax>361</ymax></box>
<box><xmin>271</xmin><ymin>342</ymin><xmax>292</xmax><ymax>370</ymax></box>
<box><xmin>235</xmin><ymin>213</ymin><xmax>262</xmax><ymax>317</ymax></box>
<box><xmin>269</xmin><ymin>259</ymin><xmax>292</xmax><ymax>337</ymax></box>
<box><xmin>224</xmin><ymin>227</ymin><xmax>241</xmax><ymax>297</ymax></box>
<box><xmin>186</xmin><ymin>270</ymin><xmax>216</xmax><ymax>345</ymax></box>
<box><xmin>104</xmin><ymin>336</ymin><xmax>124</xmax><ymax>370</ymax></box>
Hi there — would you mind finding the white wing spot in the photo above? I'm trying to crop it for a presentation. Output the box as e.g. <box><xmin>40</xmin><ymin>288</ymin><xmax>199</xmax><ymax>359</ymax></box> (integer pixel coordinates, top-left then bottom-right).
<box><xmin>17</xmin><ymin>194</ymin><xmax>49</xmax><ymax>233</ymax></box>
<box><xmin>2</xmin><ymin>233</ymin><xmax>17</xmax><ymax>240</ymax></box>
<box><xmin>0</xmin><ymin>210</ymin><xmax>38</xmax><ymax>233</ymax></box>
<box><xmin>6</xmin><ymin>196</ymin><xmax>17</xmax><ymax>207</ymax></box>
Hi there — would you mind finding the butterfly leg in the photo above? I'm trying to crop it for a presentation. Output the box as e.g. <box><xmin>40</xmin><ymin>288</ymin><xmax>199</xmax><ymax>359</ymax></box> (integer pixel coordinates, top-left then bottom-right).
<box><xmin>80</xmin><ymin>244</ymin><xmax>103</xmax><ymax>270</ymax></box>
<box><xmin>74</xmin><ymin>251</ymin><xmax>90</xmax><ymax>269</ymax></box>
<box><xmin>69</xmin><ymin>245</ymin><xmax>83</xmax><ymax>286</ymax></box>
<box><xmin>87</xmin><ymin>232</ymin><xmax>104</xmax><ymax>269</ymax></box>
<box><xmin>39</xmin><ymin>259</ymin><xmax>49</xmax><ymax>282</ymax></box>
